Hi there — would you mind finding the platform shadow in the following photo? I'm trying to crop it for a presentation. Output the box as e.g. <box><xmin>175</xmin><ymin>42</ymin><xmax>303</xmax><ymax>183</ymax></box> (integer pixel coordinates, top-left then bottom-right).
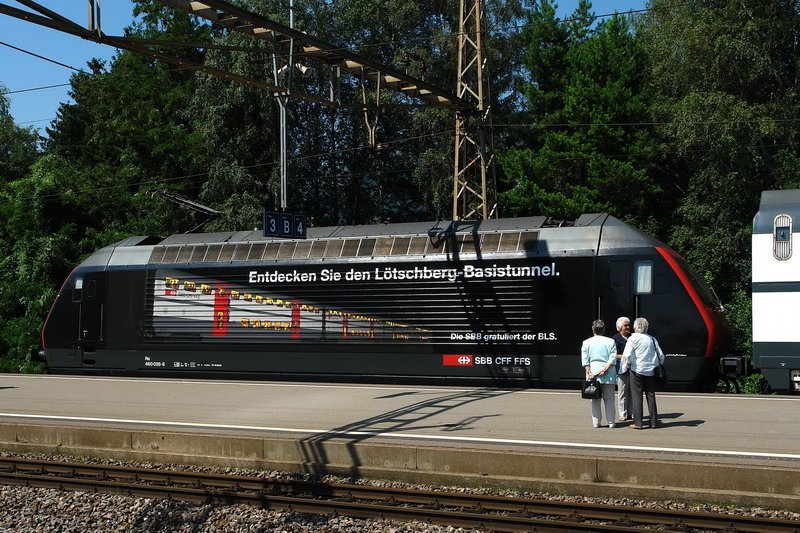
<box><xmin>653</xmin><ymin>417</ymin><xmax>705</xmax><ymax>429</ymax></box>
<box><xmin>296</xmin><ymin>387</ymin><xmax>516</xmax><ymax>479</ymax></box>
<box><xmin>618</xmin><ymin>412</ymin><xmax>705</xmax><ymax>429</ymax></box>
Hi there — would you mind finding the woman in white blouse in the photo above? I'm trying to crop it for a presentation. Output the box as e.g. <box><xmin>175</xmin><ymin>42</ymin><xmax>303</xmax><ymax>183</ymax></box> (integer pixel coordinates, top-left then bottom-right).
<box><xmin>621</xmin><ymin>317</ymin><xmax>666</xmax><ymax>429</ymax></box>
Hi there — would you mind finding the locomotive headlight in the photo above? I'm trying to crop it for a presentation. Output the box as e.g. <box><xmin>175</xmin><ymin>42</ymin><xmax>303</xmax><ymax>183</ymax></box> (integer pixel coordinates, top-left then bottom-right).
<box><xmin>791</xmin><ymin>370</ymin><xmax>800</xmax><ymax>392</ymax></box>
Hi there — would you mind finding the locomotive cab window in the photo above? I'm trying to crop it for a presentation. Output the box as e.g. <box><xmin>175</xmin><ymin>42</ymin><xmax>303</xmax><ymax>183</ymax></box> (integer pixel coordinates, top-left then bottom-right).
<box><xmin>634</xmin><ymin>261</ymin><xmax>653</xmax><ymax>294</ymax></box>
<box><xmin>72</xmin><ymin>278</ymin><xmax>83</xmax><ymax>302</ymax></box>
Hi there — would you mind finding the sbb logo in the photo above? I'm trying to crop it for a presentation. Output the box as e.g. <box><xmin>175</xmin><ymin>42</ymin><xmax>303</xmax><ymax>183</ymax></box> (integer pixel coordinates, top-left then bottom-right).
<box><xmin>442</xmin><ymin>354</ymin><xmax>473</xmax><ymax>366</ymax></box>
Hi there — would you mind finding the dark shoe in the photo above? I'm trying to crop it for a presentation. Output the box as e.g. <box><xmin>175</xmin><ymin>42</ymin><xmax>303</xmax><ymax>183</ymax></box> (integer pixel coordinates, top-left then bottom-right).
<box><xmin>652</xmin><ymin>421</ymin><xmax>661</xmax><ymax>428</ymax></box>
<box><xmin>629</xmin><ymin>424</ymin><xmax>643</xmax><ymax>430</ymax></box>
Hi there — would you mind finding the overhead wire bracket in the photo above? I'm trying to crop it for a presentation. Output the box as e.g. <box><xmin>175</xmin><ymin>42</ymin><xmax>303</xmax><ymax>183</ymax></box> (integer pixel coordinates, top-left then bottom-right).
<box><xmin>156</xmin><ymin>190</ymin><xmax>221</xmax><ymax>233</ymax></box>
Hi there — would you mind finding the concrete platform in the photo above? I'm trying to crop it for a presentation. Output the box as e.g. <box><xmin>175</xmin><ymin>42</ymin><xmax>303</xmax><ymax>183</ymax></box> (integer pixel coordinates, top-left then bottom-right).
<box><xmin>2</xmin><ymin>421</ymin><xmax>798</xmax><ymax>511</ymax></box>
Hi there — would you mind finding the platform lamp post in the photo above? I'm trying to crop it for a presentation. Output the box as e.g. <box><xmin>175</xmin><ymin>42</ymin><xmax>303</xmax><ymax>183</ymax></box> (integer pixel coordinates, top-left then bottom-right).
<box><xmin>271</xmin><ymin>0</ymin><xmax>296</xmax><ymax>211</ymax></box>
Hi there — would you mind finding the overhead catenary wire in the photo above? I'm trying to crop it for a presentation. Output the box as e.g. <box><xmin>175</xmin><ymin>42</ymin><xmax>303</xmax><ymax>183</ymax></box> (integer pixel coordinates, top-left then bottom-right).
<box><xmin>0</xmin><ymin>39</ymin><xmax>84</xmax><ymax>72</ymax></box>
<box><xmin>0</xmin><ymin>0</ymin><xmax>716</xmax><ymax>143</ymax></box>
<box><xmin>22</xmin><ymin>136</ymin><xmax>797</xmax><ymax>205</ymax></box>
<box><xmin>3</xmin><ymin>38</ymin><xmax>793</xmax><ymax>146</ymax></box>
<box><xmin>0</xmin><ymin>2</ymin><xmax>667</xmax><ymax>101</ymax></box>
<box><xmin>2</xmin><ymin>0</ymin><xmax>792</xmax><ymax>204</ymax></box>
<box><xmin>0</xmin><ymin>1</ymin><xmax>770</xmax><ymax>133</ymax></box>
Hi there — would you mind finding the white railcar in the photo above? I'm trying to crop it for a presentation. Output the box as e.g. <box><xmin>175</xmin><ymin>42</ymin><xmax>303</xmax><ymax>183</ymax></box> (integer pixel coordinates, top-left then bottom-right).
<box><xmin>752</xmin><ymin>190</ymin><xmax>800</xmax><ymax>392</ymax></box>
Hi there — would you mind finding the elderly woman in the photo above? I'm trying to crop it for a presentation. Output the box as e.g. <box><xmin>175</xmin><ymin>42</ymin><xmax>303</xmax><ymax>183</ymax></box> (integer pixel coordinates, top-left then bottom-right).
<box><xmin>621</xmin><ymin>317</ymin><xmax>666</xmax><ymax>429</ymax></box>
<box><xmin>581</xmin><ymin>319</ymin><xmax>617</xmax><ymax>428</ymax></box>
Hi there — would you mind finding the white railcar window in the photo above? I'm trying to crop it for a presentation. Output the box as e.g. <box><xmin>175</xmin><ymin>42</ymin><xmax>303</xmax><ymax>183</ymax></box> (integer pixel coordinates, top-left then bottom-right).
<box><xmin>634</xmin><ymin>261</ymin><xmax>653</xmax><ymax>294</ymax></box>
<box><xmin>774</xmin><ymin>214</ymin><xmax>792</xmax><ymax>260</ymax></box>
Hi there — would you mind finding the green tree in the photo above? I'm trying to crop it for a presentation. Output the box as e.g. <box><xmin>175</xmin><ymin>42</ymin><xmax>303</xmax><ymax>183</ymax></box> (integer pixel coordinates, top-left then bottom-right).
<box><xmin>193</xmin><ymin>0</ymin><xmax>532</xmax><ymax>225</ymax></box>
<box><xmin>46</xmin><ymin>0</ymin><xmax>210</xmax><ymax>235</ymax></box>
<box><xmin>0</xmin><ymin>155</ymin><xmax>96</xmax><ymax>372</ymax></box>
<box><xmin>640</xmin><ymin>0</ymin><xmax>800</xmax><ymax>356</ymax></box>
<box><xmin>0</xmin><ymin>2</ymin><xmax>211</xmax><ymax>372</ymax></box>
<box><xmin>0</xmin><ymin>86</ymin><xmax>40</xmax><ymax>182</ymax></box>
<box><xmin>401</xmin><ymin>0</ymin><xmax>533</xmax><ymax>219</ymax></box>
<box><xmin>500</xmin><ymin>4</ymin><xmax>660</xmax><ymax>226</ymax></box>
<box><xmin>0</xmin><ymin>90</ymin><xmax>44</xmax><ymax>370</ymax></box>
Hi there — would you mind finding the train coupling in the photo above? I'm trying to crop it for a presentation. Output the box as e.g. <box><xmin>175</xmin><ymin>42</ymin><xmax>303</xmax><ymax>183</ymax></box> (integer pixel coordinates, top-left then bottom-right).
<box><xmin>719</xmin><ymin>355</ymin><xmax>746</xmax><ymax>376</ymax></box>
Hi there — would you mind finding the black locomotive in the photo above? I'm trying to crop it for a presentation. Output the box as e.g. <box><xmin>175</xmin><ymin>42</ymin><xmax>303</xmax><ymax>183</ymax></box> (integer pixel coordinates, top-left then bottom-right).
<box><xmin>36</xmin><ymin>214</ymin><xmax>732</xmax><ymax>389</ymax></box>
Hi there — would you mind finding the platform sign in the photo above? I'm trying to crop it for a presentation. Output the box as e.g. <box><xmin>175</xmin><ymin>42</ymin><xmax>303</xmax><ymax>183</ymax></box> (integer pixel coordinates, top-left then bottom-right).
<box><xmin>263</xmin><ymin>210</ymin><xmax>307</xmax><ymax>239</ymax></box>
<box><xmin>279</xmin><ymin>213</ymin><xmax>293</xmax><ymax>237</ymax></box>
<box><xmin>293</xmin><ymin>215</ymin><xmax>308</xmax><ymax>239</ymax></box>
<box><xmin>264</xmin><ymin>211</ymin><xmax>280</xmax><ymax>237</ymax></box>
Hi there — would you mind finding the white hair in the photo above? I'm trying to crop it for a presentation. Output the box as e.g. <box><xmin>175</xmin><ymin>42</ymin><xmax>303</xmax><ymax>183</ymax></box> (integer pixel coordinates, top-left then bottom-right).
<box><xmin>633</xmin><ymin>317</ymin><xmax>649</xmax><ymax>333</ymax></box>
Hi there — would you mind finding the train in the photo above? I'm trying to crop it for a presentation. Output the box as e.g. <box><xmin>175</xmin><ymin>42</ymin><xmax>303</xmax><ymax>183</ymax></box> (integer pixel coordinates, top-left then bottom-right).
<box><xmin>752</xmin><ymin>190</ymin><xmax>800</xmax><ymax>393</ymax></box>
<box><xmin>34</xmin><ymin>214</ymin><xmax>732</xmax><ymax>389</ymax></box>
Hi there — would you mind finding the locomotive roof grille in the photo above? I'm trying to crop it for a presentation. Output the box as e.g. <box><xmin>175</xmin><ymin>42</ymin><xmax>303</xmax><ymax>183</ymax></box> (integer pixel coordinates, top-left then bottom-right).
<box><xmin>148</xmin><ymin>230</ymin><xmax>540</xmax><ymax>265</ymax></box>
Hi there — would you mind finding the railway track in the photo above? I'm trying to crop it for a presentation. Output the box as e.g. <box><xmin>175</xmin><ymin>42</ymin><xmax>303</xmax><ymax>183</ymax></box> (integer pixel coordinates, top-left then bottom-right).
<box><xmin>0</xmin><ymin>457</ymin><xmax>795</xmax><ymax>532</ymax></box>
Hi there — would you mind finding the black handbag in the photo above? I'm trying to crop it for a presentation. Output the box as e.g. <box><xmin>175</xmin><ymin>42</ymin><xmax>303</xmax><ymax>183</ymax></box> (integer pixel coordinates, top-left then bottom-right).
<box><xmin>581</xmin><ymin>379</ymin><xmax>602</xmax><ymax>399</ymax></box>
<box><xmin>654</xmin><ymin>363</ymin><xmax>667</xmax><ymax>384</ymax></box>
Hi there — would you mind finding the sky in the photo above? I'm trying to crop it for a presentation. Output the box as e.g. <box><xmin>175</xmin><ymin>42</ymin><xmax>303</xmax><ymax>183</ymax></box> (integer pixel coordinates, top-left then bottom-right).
<box><xmin>0</xmin><ymin>1</ymin><xmax>647</xmax><ymax>135</ymax></box>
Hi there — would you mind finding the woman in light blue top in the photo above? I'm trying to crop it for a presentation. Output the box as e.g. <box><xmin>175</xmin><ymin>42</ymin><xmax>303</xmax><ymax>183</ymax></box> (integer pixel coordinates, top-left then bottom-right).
<box><xmin>581</xmin><ymin>319</ymin><xmax>617</xmax><ymax>428</ymax></box>
<box><xmin>621</xmin><ymin>317</ymin><xmax>666</xmax><ymax>429</ymax></box>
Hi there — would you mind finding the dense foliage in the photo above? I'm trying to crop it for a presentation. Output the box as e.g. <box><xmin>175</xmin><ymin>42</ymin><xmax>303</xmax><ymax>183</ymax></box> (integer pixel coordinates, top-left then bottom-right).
<box><xmin>1</xmin><ymin>0</ymin><xmax>798</xmax><ymax>381</ymax></box>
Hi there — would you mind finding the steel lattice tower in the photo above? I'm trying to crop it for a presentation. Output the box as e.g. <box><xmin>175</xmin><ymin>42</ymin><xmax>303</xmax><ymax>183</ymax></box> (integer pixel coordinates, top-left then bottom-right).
<box><xmin>453</xmin><ymin>0</ymin><xmax>495</xmax><ymax>220</ymax></box>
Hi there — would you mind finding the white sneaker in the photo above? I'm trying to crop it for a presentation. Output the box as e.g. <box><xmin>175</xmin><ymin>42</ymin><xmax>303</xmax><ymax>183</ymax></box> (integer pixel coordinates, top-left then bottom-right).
<box><xmin>609</xmin><ymin>424</ymin><xmax>616</xmax><ymax>428</ymax></box>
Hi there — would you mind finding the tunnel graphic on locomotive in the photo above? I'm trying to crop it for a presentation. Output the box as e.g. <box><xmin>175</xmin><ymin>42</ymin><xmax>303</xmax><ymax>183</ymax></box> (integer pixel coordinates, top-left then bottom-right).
<box><xmin>152</xmin><ymin>269</ymin><xmax>430</xmax><ymax>343</ymax></box>
<box><xmin>36</xmin><ymin>214</ymin><xmax>731</xmax><ymax>389</ymax></box>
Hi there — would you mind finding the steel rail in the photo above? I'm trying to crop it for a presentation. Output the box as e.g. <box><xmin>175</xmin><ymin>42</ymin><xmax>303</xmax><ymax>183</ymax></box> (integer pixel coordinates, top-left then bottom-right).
<box><xmin>0</xmin><ymin>457</ymin><xmax>796</xmax><ymax>533</ymax></box>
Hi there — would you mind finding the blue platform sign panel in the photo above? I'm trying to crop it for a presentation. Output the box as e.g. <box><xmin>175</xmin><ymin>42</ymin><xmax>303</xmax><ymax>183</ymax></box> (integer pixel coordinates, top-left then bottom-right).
<box><xmin>293</xmin><ymin>215</ymin><xmax>307</xmax><ymax>239</ymax></box>
<box><xmin>280</xmin><ymin>213</ymin><xmax>293</xmax><ymax>238</ymax></box>
<box><xmin>263</xmin><ymin>211</ymin><xmax>280</xmax><ymax>237</ymax></box>
<box><xmin>263</xmin><ymin>210</ymin><xmax>308</xmax><ymax>239</ymax></box>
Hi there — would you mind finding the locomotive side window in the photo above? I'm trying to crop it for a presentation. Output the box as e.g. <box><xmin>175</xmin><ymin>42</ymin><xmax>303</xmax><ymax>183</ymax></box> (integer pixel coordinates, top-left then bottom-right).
<box><xmin>634</xmin><ymin>261</ymin><xmax>653</xmax><ymax>294</ymax></box>
<box><xmin>609</xmin><ymin>263</ymin><xmax>627</xmax><ymax>290</ymax></box>
<box><xmin>86</xmin><ymin>279</ymin><xmax>96</xmax><ymax>298</ymax></box>
<box><xmin>72</xmin><ymin>278</ymin><xmax>83</xmax><ymax>302</ymax></box>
